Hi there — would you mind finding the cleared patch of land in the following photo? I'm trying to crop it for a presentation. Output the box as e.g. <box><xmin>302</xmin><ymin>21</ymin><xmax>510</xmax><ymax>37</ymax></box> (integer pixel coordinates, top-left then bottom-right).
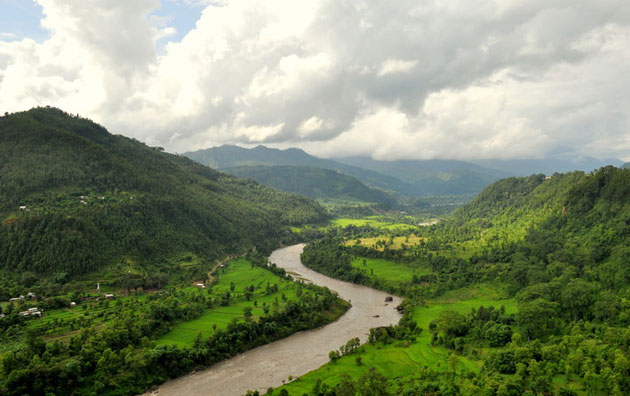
<box><xmin>331</xmin><ymin>217</ymin><xmax>417</xmax><ymax>231</ymax></box>
<box><xmin>155</xmin><ymin>258</ymin><xmax>300</xmax><ymax>347</ymax></box>
<box><xmin>346</xmin><ymin>235</ymin><xmax>425</xmax><ymax>250</ymax></box>
<box><xmin>350</xmin><ymin>257</ymin><xmax>430</xmax><ymax>283</ymax></box>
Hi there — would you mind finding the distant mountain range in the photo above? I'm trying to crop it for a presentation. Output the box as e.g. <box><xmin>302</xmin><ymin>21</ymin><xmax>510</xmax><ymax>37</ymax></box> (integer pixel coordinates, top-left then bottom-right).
<box><xmin>470</xmin><ymin>157</ymin><xmax>624</xmax><ymax>176</ymax></box>
<box><xmin>184</xmin><ymin>145</ymin><xmax>623</xmax><ymax>200</ymax></box>
<box><xmin>225</xmin><ymin>165</ymin><xmax>397</xmax><ymax>206</ymax></box>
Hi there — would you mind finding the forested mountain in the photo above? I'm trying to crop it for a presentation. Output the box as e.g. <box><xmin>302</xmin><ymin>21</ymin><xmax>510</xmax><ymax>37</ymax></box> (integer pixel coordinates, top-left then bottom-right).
<box><xmin>185</xmin><ymin>144</ymin><xmax>326</xmax><ymax>169</ymax></box>
<box><xmin>0</xmin><ymin>108</ymin><xmax>326</xmax><ymax>281</ymax></box>
<box><xmin>623</xmin><ymin>162</ymin><xmax>630</xmax><ymax>169</ymax></box>
<box><xmin>224</xmin><ymin>165</ymin><xmax>397</xmax><ymax>205</ymax></box>
<box><xmin>441</xmin><ymin>166</ymin><xmax>630</xmax><ymax>295</ymax></box>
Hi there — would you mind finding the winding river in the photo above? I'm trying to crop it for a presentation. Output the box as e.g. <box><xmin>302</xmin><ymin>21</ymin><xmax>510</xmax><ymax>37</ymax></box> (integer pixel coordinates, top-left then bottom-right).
<box><xmin>144</xmin><ymin>243</ymin><xmax>402</xmax><ymax>396</ymax></box>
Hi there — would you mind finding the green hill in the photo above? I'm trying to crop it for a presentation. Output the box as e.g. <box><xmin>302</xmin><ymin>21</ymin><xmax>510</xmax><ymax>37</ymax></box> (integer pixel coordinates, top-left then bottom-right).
<box><xmin>0</xmin><ymin>108</ymin><xmax>326</xmax><ymax>283</ymax></box>
<box><xmin>623</xmin><ymin>162</ymin><xmax>630</xmax><ymax>169</ymax></box>
<box><xmin>441</xmin><ymin>166</ymin><xmax>630</xmax><ymax>292</ymax></box>
<box><xmin>224</xmin><ymin>165</ymin><xmax>397</xmax><ymax>205</ymax></box>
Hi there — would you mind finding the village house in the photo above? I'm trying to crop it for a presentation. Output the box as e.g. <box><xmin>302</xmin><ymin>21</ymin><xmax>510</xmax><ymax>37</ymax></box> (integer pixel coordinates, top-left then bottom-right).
<box><xmin>19</xmin><ymin>307</ymin><xmax>42</xmax><ymax>317</ymax></box>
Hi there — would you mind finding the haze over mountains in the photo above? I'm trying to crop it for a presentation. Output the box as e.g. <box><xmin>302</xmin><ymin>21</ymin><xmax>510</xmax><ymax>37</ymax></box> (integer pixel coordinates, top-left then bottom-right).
<box><xmin>184</xmin><ymin>145</ymin><xmax>623</xmax><ymax>200</ymax></box>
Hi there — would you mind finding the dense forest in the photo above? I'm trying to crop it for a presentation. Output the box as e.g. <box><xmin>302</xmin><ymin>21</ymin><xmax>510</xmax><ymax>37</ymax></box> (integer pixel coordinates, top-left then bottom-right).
<box><xmin>0</xmin><ymin>107</ymin><xmax>327</xmax><ymax>289</ymax></box>
<box><xmin>297</xmin><ymin>166</ymin><xmax>630</xmax><ymax>395</ymax></box>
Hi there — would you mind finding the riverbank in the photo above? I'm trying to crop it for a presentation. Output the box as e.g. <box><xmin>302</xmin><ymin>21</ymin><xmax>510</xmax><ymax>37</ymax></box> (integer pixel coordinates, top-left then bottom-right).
<box><xmin>143</xmin><ymin>244</ymin><xmax>402</xmax><ymax>396</ymax></box>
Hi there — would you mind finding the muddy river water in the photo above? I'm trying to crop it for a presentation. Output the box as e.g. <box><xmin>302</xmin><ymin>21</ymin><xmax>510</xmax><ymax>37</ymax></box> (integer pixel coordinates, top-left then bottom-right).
<box><xmin>144</xmin><ymin>243</ymin><xmax>402</xmax><ymax>396</ymax></box>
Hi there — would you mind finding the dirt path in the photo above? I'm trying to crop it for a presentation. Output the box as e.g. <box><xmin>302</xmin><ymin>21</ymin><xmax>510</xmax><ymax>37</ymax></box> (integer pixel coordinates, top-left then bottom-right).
<box><xmin>142</xmin><ymin>243</ymin><xmax>402</xmax><ymax>396</ymax></box>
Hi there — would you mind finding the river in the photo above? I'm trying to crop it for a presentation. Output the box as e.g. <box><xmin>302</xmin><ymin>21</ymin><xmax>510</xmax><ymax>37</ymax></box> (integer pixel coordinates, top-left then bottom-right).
<box><xmin>143</xmin><ymin>243</ymin><xmax>402</xmax><ymax>396</ymax></box>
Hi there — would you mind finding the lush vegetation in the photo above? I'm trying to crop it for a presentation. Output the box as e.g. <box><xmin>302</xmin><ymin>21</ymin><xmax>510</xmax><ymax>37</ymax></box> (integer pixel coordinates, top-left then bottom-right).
<box><xmin>0</xmin><ymin>107</ymin><xmax>326</xmax><ymax>291</ymax></box>
<box><xmin>4</xmin><ymin>108</ymin><xmax>630</xmax><ymax>396</ymax></box>
<box><xmin>156</xmin><ymin>258</ymin><xmax>307</xmax><ymax>347</ymax></box>
<box><xmin>0</xmin><ymin>255</ymin><xmax>349</xmax><ymax>395</ymax></box>
<box><xmin>272</xmin><ymin>166</ymin><xmax>630</xmax><ymax>395</ymax></box>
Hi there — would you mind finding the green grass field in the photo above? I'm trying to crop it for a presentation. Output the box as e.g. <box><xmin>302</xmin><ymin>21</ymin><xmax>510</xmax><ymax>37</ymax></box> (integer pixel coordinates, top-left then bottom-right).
<box><xmin>275</xmin><ymin>284</ymin><xmax>517</xmax><ymax>395</ymax></box>
<box><xmin>346</xmin><ymin>235</ymin><xmax>425</xmax><ymax>250</ymax></box>
<box><xmin>350</xmin><ymin>257</ymin><xmax>430</xmax><ymax>283</ymax></box>
<box><xmin>156</xmin><ymin>258</ymin><xmax>301</xmax><ymax>347</ymax></box>
<box><xmin>23</xmin><ymin>293</ymin><xmax>151</xmax><ymax>339</ymax></box>
<box><xmin>331</xmin><ymin>218</ymin><xmax>417</xmax><ymax>231</ymax></box>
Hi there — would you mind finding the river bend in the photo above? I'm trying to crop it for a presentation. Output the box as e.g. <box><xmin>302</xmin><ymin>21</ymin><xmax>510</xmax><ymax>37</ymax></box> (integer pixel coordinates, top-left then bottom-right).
<box><xmin>144</xmin><ymin>243</ymin><xmax>402</xmax><ymax>396</ymax></box>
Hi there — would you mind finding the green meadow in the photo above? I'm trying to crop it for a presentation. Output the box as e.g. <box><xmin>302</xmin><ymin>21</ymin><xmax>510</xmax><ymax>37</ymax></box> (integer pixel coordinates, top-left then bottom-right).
<box><xmin>347</xmin><ymin>234</ymin><xmax>425</xmax><ymax>250</ymax></box>
<box><xmin>331</xmin><ymin>217</ymin><xmax>417</xmax><ymax>231</ymax></box>
<box><xmin>22</xmin><ymin>293</ymin><xmax>151</xmax><ymax>341</ymax></box>
<box><xmin>156</xmin><ymin>258</ymin><xmax>301</xmax><ymax>347</ymax></box>
<box><xmin>275</xmin><ymin>284</ymin><xmax>517</xmax><ymax>395</ymax></box>
<box><xmin>350</xmin><ymin>257</ymin><xmax>430</xmax><ymax>283</ymax></box>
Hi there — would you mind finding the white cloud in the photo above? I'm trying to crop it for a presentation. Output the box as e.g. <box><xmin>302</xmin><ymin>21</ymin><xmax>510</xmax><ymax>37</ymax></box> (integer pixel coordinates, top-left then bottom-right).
<box><xmin>298</xmin><ymin>116</ymin><xmax>324</xmax><ymax>138</ymax></box>
<box><xmin>235</xmin><ymin>122</ymin><xmax>285</xmax><ymax>142</ymax></box>
<box><xmin>377</xmin><ymin>59</ymin><xmax>418</xmax><ymax>77</ymax></box>
<box><xmin>0</xmin><ymin>0</ymin><xmax>629</xmax><ymax>160</ymax></box>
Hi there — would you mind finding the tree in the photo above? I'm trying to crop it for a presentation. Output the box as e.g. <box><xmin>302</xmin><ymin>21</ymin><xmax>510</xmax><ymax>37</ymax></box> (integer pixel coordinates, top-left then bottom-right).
<box><xmin>357</xmin><ymin>367</ymin><xmax>391</xmax><ymax>396</ymax></box>
<box><xmin>516</xmin><ymin>299</ymin><xmax>559</xmax><ymax>339</ymax></box>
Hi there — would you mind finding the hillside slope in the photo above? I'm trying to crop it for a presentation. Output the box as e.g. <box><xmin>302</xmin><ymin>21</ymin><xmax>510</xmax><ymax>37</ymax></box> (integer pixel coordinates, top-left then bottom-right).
<box><xmin>224</xmin><ymin>165</ymin><xmax>397</xmax><ymax>205</ymax></box>
<box><xmin>440</xmin><ymin>166</ymin><xmax>630</xmax><ymax>291</ymax></box>
<box><xmin>0</xmin><ymin>108</ymin><xmax>326</xmax><ymax>281</ymax></box>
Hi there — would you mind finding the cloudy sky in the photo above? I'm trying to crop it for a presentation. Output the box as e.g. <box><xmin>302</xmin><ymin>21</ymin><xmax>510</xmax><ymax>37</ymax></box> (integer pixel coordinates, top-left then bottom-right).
<box><xmin>1</xmin><ymin>0</ymin><xmax>629</xmax><ymax>160</ymax></box>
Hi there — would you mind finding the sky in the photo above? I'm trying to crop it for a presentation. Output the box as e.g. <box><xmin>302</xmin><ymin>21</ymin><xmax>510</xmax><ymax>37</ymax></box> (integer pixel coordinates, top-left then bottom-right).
<box><xmin>0</xmin><ymin>0</ymin><xmax>629</xmax><ymax>161</ymax></box>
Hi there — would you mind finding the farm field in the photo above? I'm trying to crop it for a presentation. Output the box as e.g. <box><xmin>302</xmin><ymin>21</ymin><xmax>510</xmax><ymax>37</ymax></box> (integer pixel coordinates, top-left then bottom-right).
<box><xmin>346</xmin><ymin>234</ymin><xmax>424</xmax><ymax>250</ymax></box>
<box><xmin>156</xmin><ymin>258</ymin><xmax>301</xmax><ymax>347</ymax></box>
<box><xmin>275</xmin><ymin>284</ymin><xmax>517</xmax><ymax>395</ymax></box>
<box><xmin>349</xmin><ymin>257</ymin><xmax>430</xmax><ymax>283</ymax></box>
<box><xmin>22</xmin><ymin>293</ymin><xmax>151</xmax><ymax>340</ymax></box>
<box><xmin>331</xmin><ymin>217</ymin><xmax>417</xmax><ymax>231</ymax></box>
